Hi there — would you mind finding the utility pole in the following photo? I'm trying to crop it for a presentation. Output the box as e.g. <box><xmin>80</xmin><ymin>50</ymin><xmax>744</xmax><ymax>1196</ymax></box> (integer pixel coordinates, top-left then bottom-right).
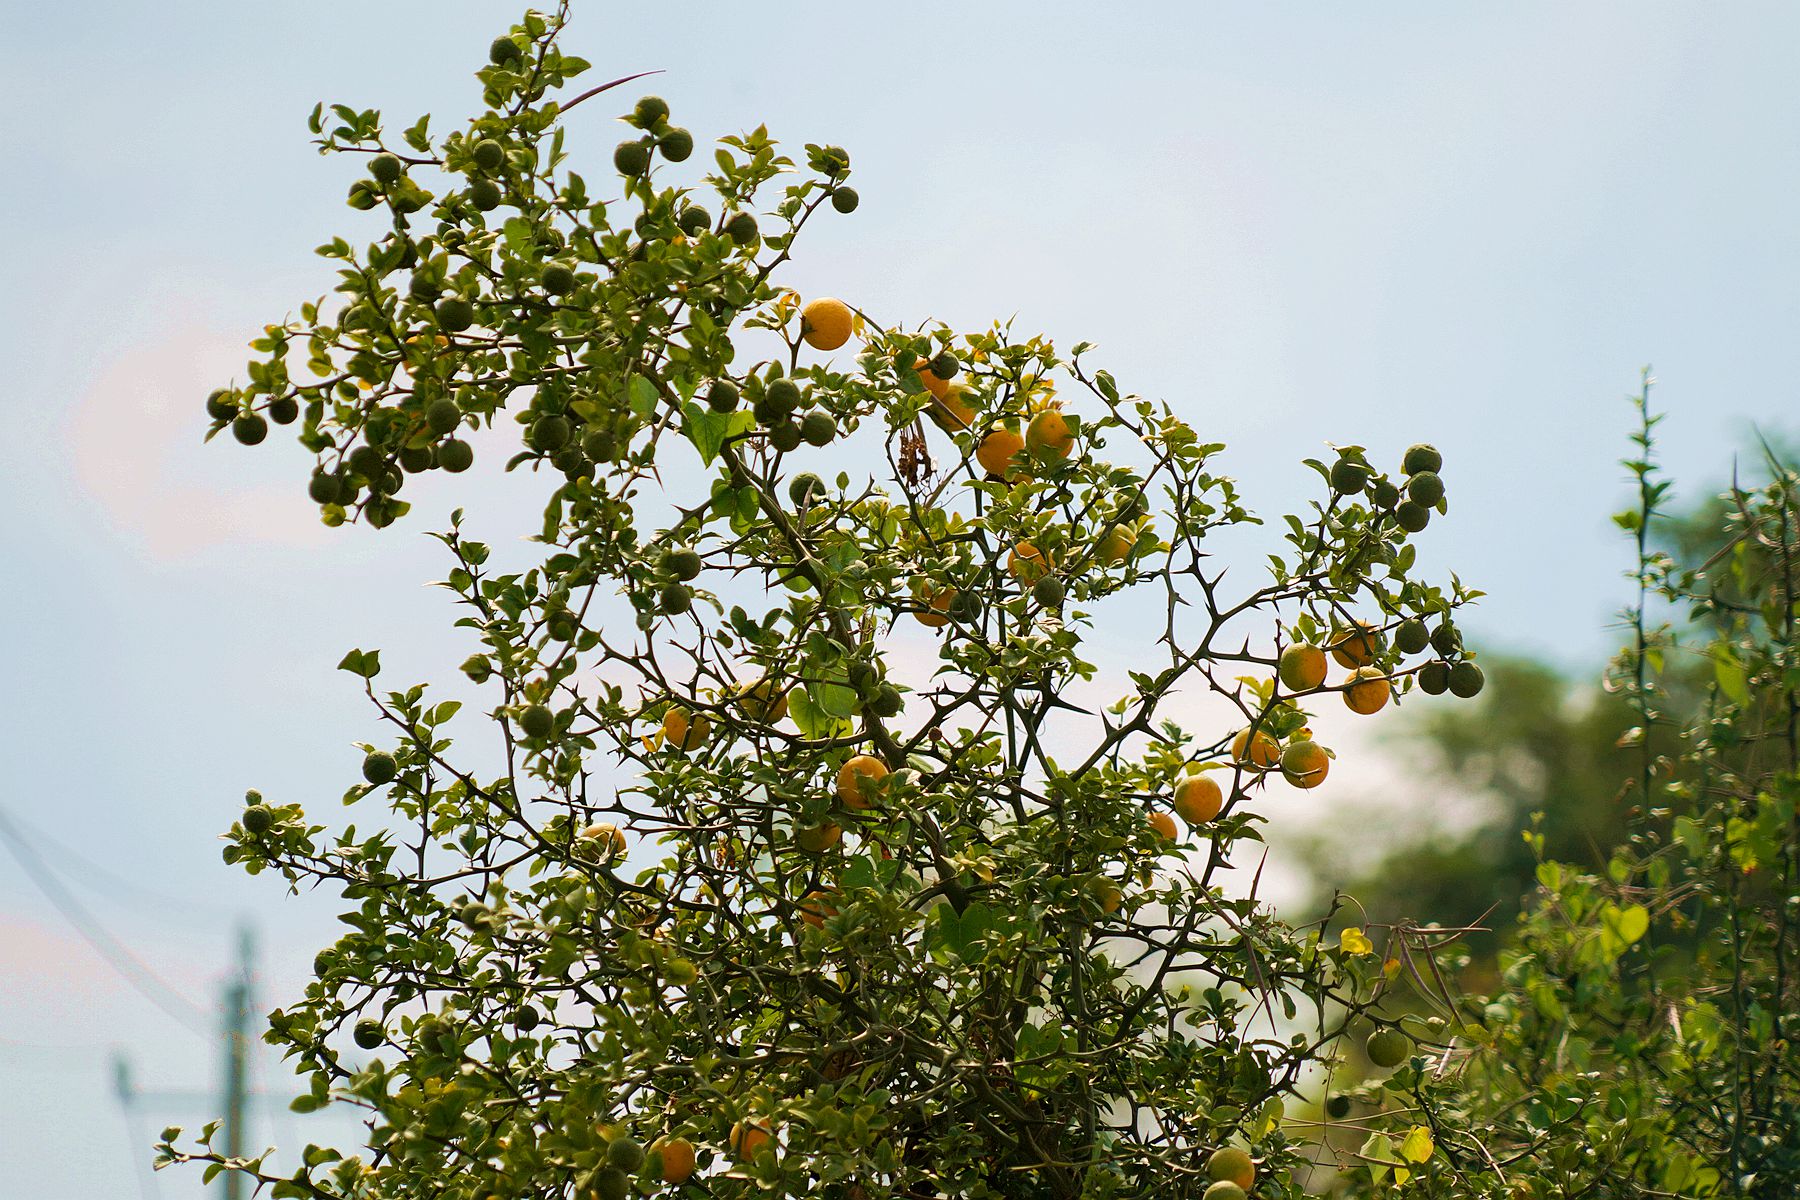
<box><xmin>221</xmin><ymin>925</ymin><xmax>255</xmax><ymax>1200</ymax></box>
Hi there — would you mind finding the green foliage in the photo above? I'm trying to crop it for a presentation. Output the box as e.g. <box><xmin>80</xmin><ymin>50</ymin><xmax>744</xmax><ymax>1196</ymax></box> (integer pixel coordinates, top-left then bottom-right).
<box><xmin>159</xmin><ymin>7</ymin><xmax>1494</xmax><ymax>1199</ymax></box>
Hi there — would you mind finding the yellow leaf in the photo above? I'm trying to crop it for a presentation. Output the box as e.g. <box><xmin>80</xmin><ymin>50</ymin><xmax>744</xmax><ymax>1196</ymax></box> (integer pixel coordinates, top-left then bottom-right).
<box><xmin>1399</xmin><ymin>1125</ymin><xmax>1434</xmax><ymax>1164</ymax></box>
<box><xmin>1339</xmin><ymin>927</ymin><xmax>1374</xmax><ymax>957</ymax></box>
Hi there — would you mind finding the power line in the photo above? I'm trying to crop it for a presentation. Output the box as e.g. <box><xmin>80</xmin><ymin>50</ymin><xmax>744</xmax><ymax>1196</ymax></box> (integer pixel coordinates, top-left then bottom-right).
<box><xmin>0</xmin><ymin>805</ymin><xmax>211</xmax><ymax>1037</ymax></box>
<box><xmin>1</xmin><ymin>807</ymin><xmax>224</xmax><ymax>920</ymax></box>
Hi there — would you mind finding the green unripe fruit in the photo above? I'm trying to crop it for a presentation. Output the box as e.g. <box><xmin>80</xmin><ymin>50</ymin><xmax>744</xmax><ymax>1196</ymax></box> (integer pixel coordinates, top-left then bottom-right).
<box><xmin>408</xmin><ymin>274</ymin><xmax>441</xmax><ymax>303</ymax></box>
<box><xmin>352</xmin><ymin>1018</ymin><xmax>385</xmax><ymax>1050</ymax></box>
<box><xmin>368</xmin><ymin>153</ymin><xmax>402</xmax><ymax>185</ymax></box>
<box><xmin>1394</xmin><ymin>618</ymin><xmax>1430</xmax><ymax>656</ymax></box>
<box><xmin>658</xmin><ymin>127</ymin><xmax>694</xmax><ymax>162</ymax></box>
<box><xmin>1325</xmin><ymin>1094</ymin><xmax>1352</xmax><ymax>1119</ymax></box>
<box><xmin>347</xmin><ymin>446</ymin><xmax>383</xmax><ymax>479</ymax></box>
<box><xmin>397</xmin><ymin>444</ymin><xmax>432</xmax><ymax>473</ymax></box>
<box><xmin>706</xmin><ymin>379</ymin><xmax>739</xmax><ymax>413</ymax></box>
<box><xmin>614</xmin><ymin>140</ymin><xmax>651</xmax><ymax>176</ymax></box>
<box><xmin>471</xmin><ymin>138</ymin><xmax>505</xmax><ymax>172</ymax></box>
<box><xmin>308</xmin><ymin>472</ymin><xmax>342</xmax><ymax>505</ymax></box>
<box><xmin>232</xmin><ymin>413</ymin><xmax>268</xmax><ymax>445</ymax></box>
<box><xmin>871</xmin><ymin>683</ymin><xmax>903</xmax><ymax>718</ymax></box>
<box><xmin>929</xmin><ymin>350</ymin><xmax>960</xmax><ymax>379</ymax></box>
<box><xmin>768</xmin><ymin>420</ymin><xmax>802</xmax><ymax>453</ymax></box>
<box><xmin>606</xmin><ymin>1136</ymin><xmax>645</xmax><ymax>1172</ymax></box>
<box><xmin>1407</xmin><ymin>470</ymin><xmax>1445</xmax><ymax>507</ymax></box>
<box><xmin>1430</xmin><ymin>623</ymin><xmax>1462</xmax><ymax>657</ymax></box>
<box><xmin>519</xmin><ymin>704</ymin><xmax>555</xmax><ymax>739</ymax></box>
<box><xmin>1329</xmin><ymin>457</ymin><xmax>1370</xmax><ymax>494</ymax></box>
<box><xmin>362</xmin><ymin>751</ymin><xmax>397</xmax><ymax>785</ymax></box>
<box><xmin>724</xmin><ymin>210</ymin><xmax>758</xmax><ymax>245</ymax></box>
<box><xmin>435</xmin><ymin>296</ymin><xmax>476</xmax><ymax>333</ymax></box>
<box><xmin>489</xmin><ymin>36</ymin><xmax>521</xmax><ymax>65</ymax></box>
<box><xmin>666</xmin><ymin>547</ymin><xmax>703</xmax><ymax>581</ymax></box>
<box><xmin>1366</xmin><ymin>1028</ymin><xmax>1412</xmax><ymax>1068</ymax></box>
<box><xmin>267</xmin><ymin>396</ymin><xmax>299</xmax><ymax>426</ymax></box>
<box><xmin>460</xmin><ymin>655</ymin><xmax>492</xmax><ymax>683</ymax></box>
<box><xmin>678</xmin><ymin>205</ymin><xmax>712</xmax><ymax>236</ymax></box>
<box><xmin>580</xmin><ymin>428</ymin><xmax>616</xmax><ymax>461</ymax></box>
<box><xmin>949</xmin><ymin>590</ymin><xmax>982</xmax><ymax>622</ymax></box>
<box><xmin>764</xmin><ymin>377</ymin><xmax>802</xmax><ymax>416</ymax></box>
<box><xmin>1449</xmin><ymin>660</ymin><xmax>1485</xmax><ymax>698</ymax></box>
<box><xmin>540</xmin><ymin>262</ymin><xmax>576</xmax><ymax>295</ymax></box>
<box><xmin>546</xmin><ymin>610</ymin><xmax>578</xmax><ymax>642</ymax></box>
<box><xmin>831</xmin><ymin>186</ymin><xmax>860</xmax><ymax>214</ymax></box>
<box><xmin>513</xmin><ymin>1004</ymin><xmax>541</xmax><ymax>1031</ymax></box>
<box><xmin>634</xmin><ymin>95</ymin><xmax>670</xmax><ymax>127</ymax></box>
<box><xmin>1394</xmin><ymin>500</ymin><xmax>1430</xmax><ymax>532</ymax></box>
<box><xmin>426</xmin><ymin>397</ymin><xmax>462</xmax><ymax>435</ymax></box>
<box><xmin>789</xmin><ymin>472</ymin><xmax>825</xmax><ymax>507</ymax></box>
<box><xmin>205</xmin><ymin>389</ymin><xmax>238</xmax><ymax>422</ymax></box>
<box><xmin>438</xmin><ymin>439</ymin><xmax>474</xmax><ymax>473</ymax></box>
<box><xmin>468</xmin><ymin>178</ymin><xmax>503</xmax><ymax>211</ymax></box>
<box><xmin>592</xmin><ymin>1167</ymin><xmax>630</xmax><ymax>1200</ymax></box>
<box><xmin>242</xmin><ymin>804</ymin><xmax>273</xmax><ymax>835</ymax></box>
<box><xmin>1402</xmin><ymin>443</ymin><xmax>1443</xmax><ymax>476</ymax></box>
<box><xmin>847</xmin><ymin>661</ymin><xmax>879</xmax><ymax>695</ymax></box>
<box><xmin>1418</xmin><ymin>661</ymin><xmax>1450</xmax><ymax>695</ymax></box>
<box><xmin>799</xmin><ymin>411</ymin><xmax>837</xmax><ymax>447</ymax></box>
<box><xmin>660</xmin><ymin>582</ymin><xmax>693</xmax><ymax>615</ymax></box>
<box><xmin>1371</xmin><ymin>478</ymin><xmax>1401</xmax><ymax>509</ymax></box>
<box><xmin>1032</xmin><ymin>575</ymin><xmax>1066</xmax><ymax>608</ymax></box>
<box><xmin>1202</xmin><ymin>1184</ymin><xmax>1246</xmax><ymax>1200</ymax></box>
<box><xmin>530</xmin><ymin>415</ymin><xmax>573</xmax><ymax>452</ymax></box>
<box><xmin>554</xmin><ymin>448</ymin><xmax>591</xmax><ymax>481</ymax></box>
<box><xmin>347</xmin><ymin>181</ymin><xmax>379</xmax><ymax>210</ymax></box>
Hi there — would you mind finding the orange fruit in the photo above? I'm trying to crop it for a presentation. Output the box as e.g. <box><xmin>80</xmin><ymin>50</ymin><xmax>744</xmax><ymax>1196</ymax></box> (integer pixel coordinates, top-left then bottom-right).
<box><xmin>1094</xmin><ymin>880</ymin><xmax>1123</xmax><ymax>914</ymax></box>
<box><xmin>800</xmin><ymin>297</ymin><xmax>853</xmax><ymax>351</ymax></box>
<box><xmin>835</xmin><ymin>755</ymin><xmax>890</xmax><ymax>809</ymax></box>
<box><xmin>663</xmin><ymin>707</ymin><xmax>711</xmax><ymax>751</ymax></box>
<box><xmin>976</xmin><ymin>428</ymin><xmax>1027</xmax><ymax>480</ymax></box>
<box><xmin>1231</xmin><ymin>727</ymin><xmax>1280</xmax><ymax>770</ymax></box>
<box><xmin>1329</xmin><ymin>620</ymin><xmax>1383</xmax><ymax>669</ymax></box>
<box><xmin>1206</xmin><ymin>1147</ymin><xmax>1256</xmax><ymax>1190</ymax></box>
<box><xmin>1278</xmin><ymin>644</ymin><xmax>1327</xmax><ymax>692</ymax></box>
<box><xmin>910</xmin><ymin>355</ymin><xmax>952</xmax><ymax>401</ymax></box>
<box><xmin>730</xmin><ymin>1121</ymin><xmax>772</xmax><ymax>1161</ymax></box>
<box><xmin>1343</xmin><ymin>666</ymin><xmax>1391</xmax><ymax>715</ymax></box>
<box><xmin>1148</xmin><ymin>811</ymin><xmax>1178</xmax><ymax>841</ymax></box>
<box><xmin>1172</xmin><ymin>775</ymin><xmax>1223</xmax><ymax>826</ymax></box>
<box><xmin>1280</xmin><ymin>739</ymin><xmax>1330</xmax><ymax>789</ymax></box>
<box><xmin>914</xmin><ymin>582</ymin><xmax>955</xmax><ymax>628</ymax></box>
<box><xmin>929</xmin><ymin>381</ymin><xmax>979</xmax><ymax>433</ymax></box>
<box><xmin>795</xmin><ymin>822</ymin><xmax>843</xmax><ymax>853</ymax></box>
<box><xmin>1025</xmin><ymin>409</ymin><xmax>1073</xmax><ymax>461</ymax></box>
<box><xmin>1008</xmin><ymin>541</ymin><xmax>1054</xmax><ymax>584</ymax></box>
<box><xmin>578</xmin><ymin>822</ymin><xmax>628</xmax><ymax>855</ymax></box>
<box><xmin>652</xmin><ymin>1136</ymin><xmax>696</xmax><ymax>1184</ymax></box>
<box><xmin>799</xmin><ymin>889</ymin><xmax>838</xmax><ymax>927</ymax></box>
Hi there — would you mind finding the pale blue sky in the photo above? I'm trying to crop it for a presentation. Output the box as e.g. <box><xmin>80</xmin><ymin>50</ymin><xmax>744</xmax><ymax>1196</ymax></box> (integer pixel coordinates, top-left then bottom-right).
<box><xmin>5</xmin><ymin>3</ymin><xmax>1800</xmax><ymax>1195</ymax></box>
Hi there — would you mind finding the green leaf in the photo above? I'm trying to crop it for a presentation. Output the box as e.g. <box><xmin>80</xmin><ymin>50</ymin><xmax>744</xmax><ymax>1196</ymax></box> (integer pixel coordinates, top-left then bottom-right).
<box><xmin>337</xmin><ymin>649</ymin><xmax>381</xmax><ymax>679</ymax></box>
<box><xmin>1399</xmin><ymin>1125</ymin><xmax>1434</xmax><ymax>1163</ymax></box>
<box><xmin>681</xmin><ymin>403</ymin><xmax>753</xmax><ymax>466</ymax></box>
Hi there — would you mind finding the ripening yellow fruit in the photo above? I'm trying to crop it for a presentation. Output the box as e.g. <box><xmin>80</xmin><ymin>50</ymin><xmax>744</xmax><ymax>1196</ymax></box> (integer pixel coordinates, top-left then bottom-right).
<box><xmin>1025</xmin><ymin>408</ymin><xmax>1073</xmax><ymax>461</ymax></box>
<box><xmin>578</xmin><ymin>822</ymin><xmax>628</xmax><ymax>855</ymax></box>
<box><xmin>1278</xmin><ymin>643</ymin><xmax>1328</xmax><ymax>692</ymax></box>
<box><xmin>976</xmin><ymin>428</ymin><xmax>1027</xmax><ymax>480</ymax></box>
<box><xmin>1206</xmin><ymin>1146</ymin><xmax>1256</xmax><ymax>1190</ymax></box>
<box><xmin>1097</xmin><ymin>520</ymin><xmax>1140</xmax><ymax>566</ymax></box>
<box><xmin>1231</xmin><ymin>727</ymin><xmax>1281</xmax><ymax>770</ymax></box>
<box><xmin>1343</xmin><ymin>666</ymin><xmax>1391</xmax><ymax>715</ymax></box>
<box><xmin>799</xmin><ymin>889</ymin><xmax>838</xmax><ymax>928</ymax></box>
<box><xmin>1008</xmin><ymin>541</ymin><xmax>1054</xmax><ymax>584</ymax></box>
<box><xmin>914</xmin><ymin>582</ymin><xmax>955</xmax><ymax>628</ymax></box>
<box><xmin>663</xmin><ymin>707</ymin><xmax>711</xmax><ymax>751</ymax></box>
<box><xmin>927</xmin><ymin>380</ymin><xmax>978</xmax><ymax>434</ymax></box>
<box><xmin>735</xmin><ymin>678</ymin><xmax>789</xmax><ymax>722</ymax></box>
<box><xmin>800</xmin><ymin>297</ymin><xmax>853</xmax><ymax>351</ymax></box>
<box><xmin>911</xmin><ymin>355</ymin><xmax>952</xmax><ymax>401</ymax></box>
<box><xmin>795</xmin><ymin>822</ymin><xmax>843</xmax><ymax>853</ymax></box>
<box><xmin>1280</xmin><ymin>739</ymin><xmax>1330</xmax><ymax>789</ymax></box>
<box><xmin>729</xmin><ymin>1121</ymin><xmax>772</xmax><ymax>1161</ymax></box>
<box><xmin>1329</xmin><ymin>620</ymin><xmax>1383</xmax><ymax>669</ymax></box>
<box><xmin>1148</xmin><ymin>811</ymin><xmax>1178</xmax><ymax>841</ymax></box>
<box><xmin>835</xmin><ymin>755</ymin><xmax>890</xmax><ymax>810</ymax></box>
<box><xmin>1173</xmin><ymin>774</ymin><xmax>1224</xmax><ymax>826</ymax></box>
<box><xmin>652</xmin><ymin>1136</ymin><xmax>696</xmax><ymax>1184</ymax></box>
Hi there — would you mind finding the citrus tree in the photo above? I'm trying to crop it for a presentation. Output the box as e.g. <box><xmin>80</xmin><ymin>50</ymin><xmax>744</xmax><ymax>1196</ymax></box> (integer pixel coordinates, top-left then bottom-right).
<box><xmin>158</xmin><ymin>9</ymin><xmax>1493</xmax><ymax>1198</ymax></box>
